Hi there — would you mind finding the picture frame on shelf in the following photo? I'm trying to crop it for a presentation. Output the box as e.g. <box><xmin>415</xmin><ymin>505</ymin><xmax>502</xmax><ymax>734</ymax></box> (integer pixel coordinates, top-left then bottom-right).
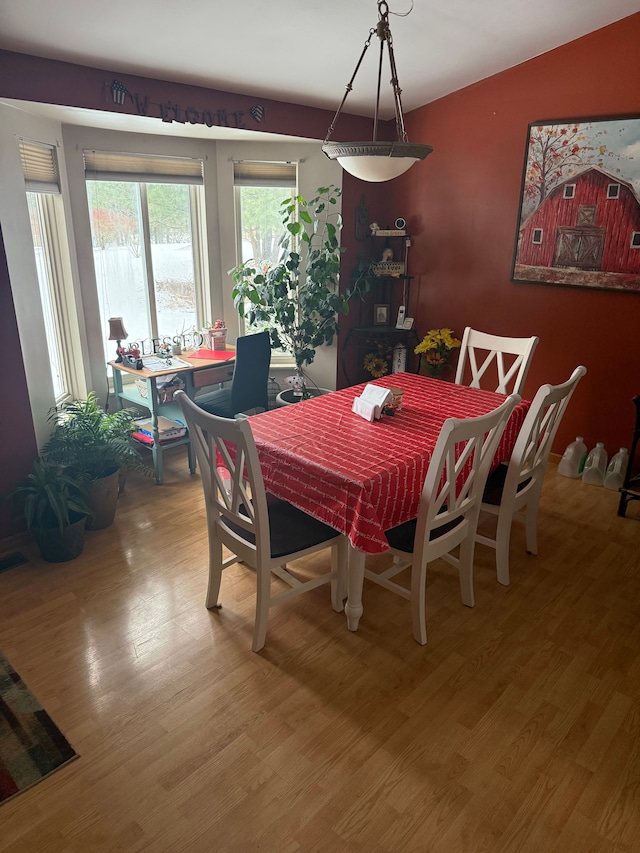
<box><xmin>374</xmin><ymin>304</ymin><xmax>390</xmax><ymax>326</ymax></box>
<box><xmin>511</xmin><ymin>114</ymin><xmax>640</xmax><ymax>293</ymax></box>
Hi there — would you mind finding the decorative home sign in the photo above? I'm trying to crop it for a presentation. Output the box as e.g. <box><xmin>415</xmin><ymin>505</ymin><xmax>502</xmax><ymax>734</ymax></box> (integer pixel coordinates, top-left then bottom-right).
<box><xmin>108</xmin><ymin>79</ymin><xmax>266</xmax><ymax>130</ymax></box>
<box><xmin>512</xmin><ymin>115</ymin><xmax>640</xmax><ymax>293</ymax></box>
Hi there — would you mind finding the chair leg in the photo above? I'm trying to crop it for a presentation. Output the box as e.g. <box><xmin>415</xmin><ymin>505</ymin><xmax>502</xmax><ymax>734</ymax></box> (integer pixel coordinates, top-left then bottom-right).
<box><xmin>494</xmin><ymin>512</ymin><xmax>513</xmax><ymax>587</ymax></box>
<box><xmin>205</xmin><ymin>532</ymin><xmax>224</xmax><ymax>609</ymax></box>
<box><xmin>410</xmin><ymin>556</ymin><xmax>428</xmax><ymax>645</ymax></box>
<box><xmin>524</xmin><ymin>497</ymin><xmax>540</xmax><ymax>556</ymax></box>
<box><xmin>252</xmin><ymin>564</ymin><xmax>272</xmax><ymax>652</ymax></box>
<box><xmin>458</xmin><ymin>536</ymin><xmax>476</xmax><ymax>607</ymax></box>
<box><xmin>331</xmin><ymin>537</ymin><xmax>348</xmax><ymax>612</ymax></box>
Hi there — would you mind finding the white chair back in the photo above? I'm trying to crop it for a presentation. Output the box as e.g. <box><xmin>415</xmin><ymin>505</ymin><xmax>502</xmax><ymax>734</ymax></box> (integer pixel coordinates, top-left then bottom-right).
<box><xmin>176</xmin><ymin>390</ymin><xmax>346</xmax><ymax>651</ymax></box>
<box><xmin>367</xmin><ymin>393</ymin><xmax>521</xmax><ymax>644</ymax></box>
<box><xmin>455</xmin><ymin>327</ymin><xmax>539</xmax><ymax>395</ymax></box>
<box><xmin>477</xmin><ymin>365</ymin><xmax>587</xmax><ymax>585</ymax></box>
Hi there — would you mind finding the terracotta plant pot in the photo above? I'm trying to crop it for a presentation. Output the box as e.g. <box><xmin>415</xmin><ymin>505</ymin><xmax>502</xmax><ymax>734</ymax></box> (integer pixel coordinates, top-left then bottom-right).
<box><xmin>87</xmin><ymin>467</ymin><xmax>120</xmax><ymax>530</ymax></box>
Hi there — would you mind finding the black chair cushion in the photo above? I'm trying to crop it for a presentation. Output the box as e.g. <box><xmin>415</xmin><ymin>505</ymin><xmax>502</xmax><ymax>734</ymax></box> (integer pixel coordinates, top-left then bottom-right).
<box><xmin>196</xmin><ymin>388</ymin><xmax>234</xmax><ymax>418</ymax></box>
<box><xmin>223</xmin><ymin>493</ymin><xmax>339</xmax><ymax>559</ymax></box>
<box><xmin>482</xmin><ymin>462</ymin><xmax>531</xmax><ymax>506</ymax></box>
<box><xmin>385</xmin><ymin>513</ymin><xmax>464</xmax><ymax>553</ymax></box>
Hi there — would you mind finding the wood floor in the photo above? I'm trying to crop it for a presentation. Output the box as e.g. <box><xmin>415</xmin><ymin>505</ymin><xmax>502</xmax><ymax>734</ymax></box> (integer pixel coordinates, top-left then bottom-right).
<box><xmin>1</xmin><ymin>449</ymin><xmax>639</xmax><ymax>852</ymax></box>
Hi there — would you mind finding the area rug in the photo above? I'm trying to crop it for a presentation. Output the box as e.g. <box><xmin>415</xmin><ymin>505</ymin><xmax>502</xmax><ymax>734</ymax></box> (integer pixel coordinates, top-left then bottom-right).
<box><xmin>0</xmin><ymin>652</ymin><xmax>77</xmax><ymax>804</ymax></box>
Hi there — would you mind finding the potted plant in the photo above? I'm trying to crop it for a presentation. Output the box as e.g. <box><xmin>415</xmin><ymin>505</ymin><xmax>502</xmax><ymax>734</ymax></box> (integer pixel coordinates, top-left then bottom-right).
<box><xmin>415</xmin><ymin>328</ymin><xmax>462</xmax><ymax>378</ymax></box>
<box><xmin>4</xmin><ymin>458</ymin><xmax>92</xmax><ymax>562</ymax></box>
<box><xmin>43</xmin><ymin>392</ymin><xmax>151</xmax><ymax>529</ymax></box>
<box><xmin>230</xmin><ymin>184</ymin><xmax>372</xmax><ymax>396</ymax></box>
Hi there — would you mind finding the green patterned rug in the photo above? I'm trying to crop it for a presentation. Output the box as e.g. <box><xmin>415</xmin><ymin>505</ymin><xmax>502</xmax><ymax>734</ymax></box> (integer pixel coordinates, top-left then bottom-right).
<box><xmin>0</xmin><ymin>652</ymin><xmax>77</xmax><ymax>804</ymax></box>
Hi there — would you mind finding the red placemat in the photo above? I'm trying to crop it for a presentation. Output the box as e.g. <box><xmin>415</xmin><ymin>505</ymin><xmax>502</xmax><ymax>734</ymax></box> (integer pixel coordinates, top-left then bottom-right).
<box><xmin>189</xmin><ymin>349</ymin><xmax>235</xmax><ymax>361</ymax></box>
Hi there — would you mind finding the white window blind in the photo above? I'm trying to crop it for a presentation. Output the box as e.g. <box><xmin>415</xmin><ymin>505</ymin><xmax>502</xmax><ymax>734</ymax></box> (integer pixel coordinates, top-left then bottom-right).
<box><xmin>233</xmin><ymin>161</ymin><xmax>297</xmax><ymax>187</ymax></box>
<box><xmin>83</xmin><ymin>150</ymin><xmax>204</xmax><ymax>185</ymax></box>
<box><xmin>19</xmin><ymin>139</ymin><xmax>60</xmax><ymax>194</ymax></box>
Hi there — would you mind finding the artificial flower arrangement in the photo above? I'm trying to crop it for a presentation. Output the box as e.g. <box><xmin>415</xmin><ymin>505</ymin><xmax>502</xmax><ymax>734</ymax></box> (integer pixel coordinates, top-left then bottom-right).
<box><xmin>363</xmin><ymin>350</ymin><xmax>390</xmax><ymax>378</ymax></box>
<box><xmin>414</xmin><ymin>328</ymin><xmax>461</xmax><ymax>377</ymax></box>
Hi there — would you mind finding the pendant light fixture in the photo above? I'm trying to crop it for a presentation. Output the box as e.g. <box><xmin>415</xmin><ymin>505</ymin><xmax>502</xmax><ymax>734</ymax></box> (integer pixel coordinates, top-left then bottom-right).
<box><xmin>322</xmin><ymin>0</ymin><xmax>433</xmax><ymax>182</ymax></box>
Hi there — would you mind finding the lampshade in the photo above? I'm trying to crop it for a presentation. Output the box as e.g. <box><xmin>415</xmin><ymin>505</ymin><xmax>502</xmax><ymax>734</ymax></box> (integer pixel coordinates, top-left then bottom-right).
<box><xmin>108</xmin><ymin>317</ymin><xmax>127</xmax><ymax>341</ymax></box>
<box><xmin>322</xmin><ymin>0</ymin><xmax>432</xmax><ymax>183</ymax></box>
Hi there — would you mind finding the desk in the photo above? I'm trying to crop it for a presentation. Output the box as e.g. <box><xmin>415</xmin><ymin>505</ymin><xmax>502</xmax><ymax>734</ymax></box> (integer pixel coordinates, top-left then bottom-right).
<box><xmin>110</xmin><ymin>349</ymin><xmax>235</xmax><ymax>484</ymax></box>
<box><xmin>248</xmin><ymin>373</ymin><xmax>530</xmax><ymax>631</ymax></box>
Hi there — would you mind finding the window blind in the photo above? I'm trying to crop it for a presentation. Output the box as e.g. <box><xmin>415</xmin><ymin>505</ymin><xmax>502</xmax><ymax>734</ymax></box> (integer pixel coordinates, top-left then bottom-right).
<box><xmin>233</xmin><ymin>161</ymin><xmax>297</xmax><ymax>188</ymax></box>
<box><xmin>19</xmin><ymin>139</ymin><xmax>60</xmax><ymax>194</ymax></box>
<box><xmin>83</xmin><ymin>150</ymin><xmax>204</xmax><ymax>185</ymax></box>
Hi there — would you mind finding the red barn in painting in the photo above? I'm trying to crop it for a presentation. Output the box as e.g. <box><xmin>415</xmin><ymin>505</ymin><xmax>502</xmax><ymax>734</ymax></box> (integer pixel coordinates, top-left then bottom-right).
<box><xmin>517</xmin><ymin>166</ymin><xmax>640</xmax><ymax>274</ymax></box>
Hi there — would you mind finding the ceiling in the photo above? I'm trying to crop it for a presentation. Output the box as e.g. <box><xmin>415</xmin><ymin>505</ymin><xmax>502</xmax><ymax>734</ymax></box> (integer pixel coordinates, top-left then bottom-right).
<box><xmin>1</xmin><ymin>0</ymin><xmax>639</xmax><ymax>131</ymax></box>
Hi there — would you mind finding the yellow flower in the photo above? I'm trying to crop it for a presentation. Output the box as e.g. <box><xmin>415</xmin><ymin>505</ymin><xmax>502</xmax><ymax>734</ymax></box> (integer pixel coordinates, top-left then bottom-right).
<box><xmin>363</xmin><ymin>352</ymin><xmax>389</xmax><ymax>378</ymax></box>
<box><xmin>414</xmin><ymin>328</ymin><xmax>461</xmax><ymax>356</ymax></box>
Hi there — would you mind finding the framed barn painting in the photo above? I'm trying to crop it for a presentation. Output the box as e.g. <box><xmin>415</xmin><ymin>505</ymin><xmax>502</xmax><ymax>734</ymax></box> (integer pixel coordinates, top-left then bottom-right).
<box><xmin>511</xmin><ymin>115</ymin><xmax>640</xmax><ymax>293</ymax></box>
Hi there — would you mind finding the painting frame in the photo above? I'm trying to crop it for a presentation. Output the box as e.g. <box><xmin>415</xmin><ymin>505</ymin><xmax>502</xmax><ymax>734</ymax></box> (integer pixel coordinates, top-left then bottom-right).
<box><xmin>373</xmin><ymin>304</ymin><xmax>390</xmax><ymax>326</ymax></box>
<box><xmin>511</xmin><ymin>114</ymin><xmax>640</xmax><ymax>294</ymax></box>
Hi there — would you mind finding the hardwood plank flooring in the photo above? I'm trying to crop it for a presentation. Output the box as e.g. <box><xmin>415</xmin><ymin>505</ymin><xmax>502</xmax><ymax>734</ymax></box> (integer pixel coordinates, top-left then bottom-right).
<box><xmin>1</xmin><ymin>448</ymin><xmax>639</xmax><ymax>852</ymax></box>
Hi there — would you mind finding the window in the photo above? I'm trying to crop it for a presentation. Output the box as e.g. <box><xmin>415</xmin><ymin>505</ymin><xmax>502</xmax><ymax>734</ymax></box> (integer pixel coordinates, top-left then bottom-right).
<box><xmin>532</xmin><ymin>228</ymin><xmax>543</xmax><ymax>244</ymax></box>
<box><xmin>563</xmin><ymin>184</ymin><xmax>576</xmax><ymax>199</ymax></box>
<box><xmin>607</xmin><ymin>183</ymin><xmax>620</xmax><ymax>199</ymax></box>
<box><xmin>577</xmin><ymin>205</ymin><xmax>596</xmax><ymax>226</ymax></box>
<box><xmin>631</xmin><ymin>232</ymin><xmax>640</xmax><ymax>249</ymax></box>
<box><xmin>20</xmin><ymin>140</ymin><xmax>80</xmax><ymax>403</ymax></box>
<box><xmin>84</xmin><ymin>151</ymin><xmax>206</xmax><ymax>364</ymax></box>
<box><xmin>233</xmin><ymin>161</ymin><xmax>297</xmax><ymax>359</ymax></box>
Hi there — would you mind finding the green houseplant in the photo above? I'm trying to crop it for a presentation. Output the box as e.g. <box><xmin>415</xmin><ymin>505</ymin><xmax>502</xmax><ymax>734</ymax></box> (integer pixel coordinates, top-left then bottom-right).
<box><xmin>5</xmin><ymin>458</ymin><xmax>92</xmax><ymax>562</ymax></box>
<box><xmin>230</xmin><ymin>184</ymin><xmax>372</xmax><ymax>393</ymax></box>
<box><xmin>43</xmin><ymin>392</ymin><xmax>150</xmax><ymax>529</ymax></box>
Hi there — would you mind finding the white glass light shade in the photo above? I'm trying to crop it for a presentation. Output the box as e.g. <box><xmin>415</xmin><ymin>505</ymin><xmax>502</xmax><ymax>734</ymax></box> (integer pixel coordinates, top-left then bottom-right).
<box><xmin>322</xmin><ymin>141</ymin><xmax>433</xmax><ymax>183</ymax></box>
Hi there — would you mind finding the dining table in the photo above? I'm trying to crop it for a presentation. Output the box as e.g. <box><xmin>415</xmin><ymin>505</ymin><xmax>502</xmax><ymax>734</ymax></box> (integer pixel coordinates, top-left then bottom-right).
<box><xmin>248</xmin><ymin>372</ymin><xmax>531</xmax><ymax>632</ymax></box>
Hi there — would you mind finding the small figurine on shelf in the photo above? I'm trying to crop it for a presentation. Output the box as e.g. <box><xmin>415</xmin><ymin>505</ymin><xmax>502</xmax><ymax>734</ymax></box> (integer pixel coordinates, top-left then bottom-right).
<box><xmin>211</xmin><ymin>318</ymin><xmax>227</xmax><ymax>351</ymax></box>
<box><xmin>369</xmin><ymin>222</ymin><xmax>379</xmax><ymax>235</ymax></box>
<box><xmin>381</xmin><ymin>247</ymin><xmax>394</xmax><ymax>262</ymax></box>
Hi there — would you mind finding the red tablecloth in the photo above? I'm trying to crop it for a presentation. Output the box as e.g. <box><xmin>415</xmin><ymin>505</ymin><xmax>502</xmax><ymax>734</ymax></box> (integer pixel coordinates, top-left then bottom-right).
<box><xmin>249</xmin><ymin>373</ymin><xmax>530</xmax><ymax>554</ymax></box>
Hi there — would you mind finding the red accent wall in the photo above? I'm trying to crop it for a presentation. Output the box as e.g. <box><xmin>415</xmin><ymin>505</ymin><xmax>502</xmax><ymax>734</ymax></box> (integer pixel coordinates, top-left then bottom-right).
<box><xmin>390</xmin><ymin>12</ymin><xmax>640</xmax><ymax>456</ymax></box>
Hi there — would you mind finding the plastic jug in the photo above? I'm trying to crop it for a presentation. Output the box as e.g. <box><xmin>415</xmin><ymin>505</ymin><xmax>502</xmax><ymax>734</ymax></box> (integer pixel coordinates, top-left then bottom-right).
<box><xmin>582</xmin><ymin>442</ymin><xmax>608</xmax><ymax>486</ymax></box>
<box><xmin>557</xmin><ymin>436</ymin><xmax>588</xmax><ymax>478</ymax></box>
<box><xmin>603</xmin><ymin>447</ymin><xmax>629</xmax><ymax>491</ymax></box>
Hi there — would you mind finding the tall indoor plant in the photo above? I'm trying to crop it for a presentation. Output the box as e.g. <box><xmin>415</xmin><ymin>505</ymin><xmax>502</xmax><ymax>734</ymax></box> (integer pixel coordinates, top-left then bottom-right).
<box><xmin>230</xmin><ymin>184</ymin><xmax>371</xmax><ymax>391</ymax></box>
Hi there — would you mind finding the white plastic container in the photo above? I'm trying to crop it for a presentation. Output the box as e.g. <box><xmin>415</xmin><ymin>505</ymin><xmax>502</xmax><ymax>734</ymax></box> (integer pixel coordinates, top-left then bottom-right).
<box><xmin>582</xmin><ymin>442</ymin><xmax>608</xmax><ymax>486</ymax></box>
<box><xmin>603</xmin><ymin>447</ymin><xmax>629</xmax><ymax>491</ymax></box>
<box><xmin>557</xmin><ymin>436</ymin><xmax>588</xmax><ymax>478</ymax></box>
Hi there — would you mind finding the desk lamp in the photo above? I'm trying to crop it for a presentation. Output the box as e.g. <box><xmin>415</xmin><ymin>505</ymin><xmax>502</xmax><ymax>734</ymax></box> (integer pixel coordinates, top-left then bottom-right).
<box><xmin>108</xmin><ymin>317</ymin><xmax>128</xmax><ymax>362</ymax></box>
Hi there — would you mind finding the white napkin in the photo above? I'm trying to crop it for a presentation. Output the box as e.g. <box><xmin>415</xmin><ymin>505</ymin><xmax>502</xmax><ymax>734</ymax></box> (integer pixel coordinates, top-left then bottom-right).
<box><xmin>352</xmin><ymin>384</ymin><xmax>394</xmax><ymax>422</ymax></box>
<box><xmin>352</xmin><ymin>397</ymin><xmax>378</xmax><ymax>421</ymax></box>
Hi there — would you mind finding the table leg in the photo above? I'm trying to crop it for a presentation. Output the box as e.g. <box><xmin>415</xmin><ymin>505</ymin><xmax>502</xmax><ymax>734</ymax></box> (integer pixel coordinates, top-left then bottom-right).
<box><xmin>345</xmin><ymin>545</ymin><xmax>366</xmax><ymax>632</ymax></box>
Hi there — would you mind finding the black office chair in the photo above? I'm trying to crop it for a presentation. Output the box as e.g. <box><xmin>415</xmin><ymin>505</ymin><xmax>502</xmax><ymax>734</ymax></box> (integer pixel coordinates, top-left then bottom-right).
<box><xmin>196</xmin><ymin>331</ymin><xmax>271</xmax><ymax>418</ymax></box>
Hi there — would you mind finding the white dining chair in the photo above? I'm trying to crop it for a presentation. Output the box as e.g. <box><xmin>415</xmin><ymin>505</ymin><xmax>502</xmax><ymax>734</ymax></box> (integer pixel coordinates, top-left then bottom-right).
<box><xmin>365</xmin><ymin>394</ymin><xmax>520</xmax><ymax>644</ymax></box>
<box><xmin>475</xmin><ymin>365</ymin><xmax>587</xmax><ymax>586</ymax></box>
<box><xmin>455</xmin><ymin>327</ymin><xmax>539</xmax><ymax>395</ymax></box>
<box><xmin>176</xmin><ymin>391</ymin><xmax>347</xmax><ymax>652</ymax></box>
